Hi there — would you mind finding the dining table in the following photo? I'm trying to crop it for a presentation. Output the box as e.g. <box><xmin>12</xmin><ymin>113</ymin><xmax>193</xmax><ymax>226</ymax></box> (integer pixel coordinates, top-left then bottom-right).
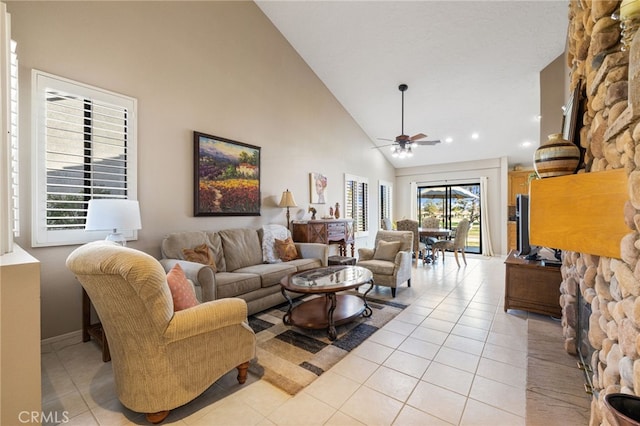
<box><xmin>418</xmin><ymin>228</ymin><xmax>452</xmax><ymax>263</ymax></box>
<box><xmin>419</xmin><ymin>227</ymin><xmax>452</xmax><ymax>239</ymax></box>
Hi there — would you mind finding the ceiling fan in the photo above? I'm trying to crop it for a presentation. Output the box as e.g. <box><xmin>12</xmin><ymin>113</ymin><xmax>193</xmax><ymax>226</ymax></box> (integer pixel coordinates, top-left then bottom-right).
<box><xmin>376</xmin><ymin>84</ymin><xmax>440</xmax><ymax>157</ymax></box>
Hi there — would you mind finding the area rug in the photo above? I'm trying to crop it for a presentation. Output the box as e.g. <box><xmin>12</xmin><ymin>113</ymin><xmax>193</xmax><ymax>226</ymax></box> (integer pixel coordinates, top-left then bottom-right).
<box><xmin>247</xmin><ymin>293</ymin><xmax>407</xmax><ymax>395</ymax></box>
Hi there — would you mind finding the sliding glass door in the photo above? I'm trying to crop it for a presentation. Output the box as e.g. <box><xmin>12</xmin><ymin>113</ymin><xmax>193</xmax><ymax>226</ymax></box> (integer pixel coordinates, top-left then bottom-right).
<box><xmin>417</xmin><ymin>183</ymin><xmax>481</xmax><ymax>254</ymax></box>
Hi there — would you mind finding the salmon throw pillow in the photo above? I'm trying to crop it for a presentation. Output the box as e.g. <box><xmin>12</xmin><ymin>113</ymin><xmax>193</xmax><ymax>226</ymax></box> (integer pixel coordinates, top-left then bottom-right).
<box><xmin>166</xmin><ymin>264</ymin><xmax>200</xmax><ymax>311</ymax></box>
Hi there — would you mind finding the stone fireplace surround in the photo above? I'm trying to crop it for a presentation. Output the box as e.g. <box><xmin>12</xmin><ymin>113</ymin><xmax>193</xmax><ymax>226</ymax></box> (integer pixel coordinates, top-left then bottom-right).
<box><xmin>561</xmin><ymin>0</ymin><xmax>640</xmax><ymax>424</ymax></box>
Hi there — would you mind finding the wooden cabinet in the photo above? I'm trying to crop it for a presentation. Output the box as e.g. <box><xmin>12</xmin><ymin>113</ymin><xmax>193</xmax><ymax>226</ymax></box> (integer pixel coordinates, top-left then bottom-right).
<box><xmin>292</xmin><ymin>219</ymin><xmax>355</xmax><ymax>256</ymax></box>
<box><xmin>507</xmin><ymin>221</ymin><xmax>517</xmax><ymax>252</ymax></box>
<box><xmin>508</xmin><ymin>170</ymin><xmax>533</xmax><ymax>206</ymax></box>
<box><xmin>504</xmin><ymin>250</ymin><xmax>562</xmax><ymax>317</ymax></box>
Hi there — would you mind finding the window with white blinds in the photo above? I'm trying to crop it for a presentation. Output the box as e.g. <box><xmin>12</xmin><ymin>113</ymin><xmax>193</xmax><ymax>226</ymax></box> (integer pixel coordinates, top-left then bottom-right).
<box><xmin>0</xmin><ymin>2</ymin><xmax>12</xmax><ymax>255</ymax></box>
<box><xmin>10</xmin><ymin>38</ymin><xmax>18</xmax><ymax>237</ymax></box>
<box><xmin>32</xmin><ymin>70</ymin><xmax>138</xmax><ymax>247</ymax></box>
<box><xmin>379</xmin><ymin>180</ymin><xmax>392</xmax><ymax>224</ymax></box>
<box><xmin>344</xmin><ymin>173</ymin><xmax>369</xmax><ymax>236</ymax></box>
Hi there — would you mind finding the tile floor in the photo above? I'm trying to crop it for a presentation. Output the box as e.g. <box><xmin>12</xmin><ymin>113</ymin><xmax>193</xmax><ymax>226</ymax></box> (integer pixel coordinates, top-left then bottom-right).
<box><xmin>42</xmin><ymin>254</ymin><xmax>544</xmax><ymax>425</ymax></box>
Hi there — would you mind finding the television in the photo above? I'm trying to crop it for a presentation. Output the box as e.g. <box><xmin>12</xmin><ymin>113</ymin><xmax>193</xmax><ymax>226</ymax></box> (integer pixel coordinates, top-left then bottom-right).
<box><xmin>516</xmin><ymin>194</ymin><xmax>536</xmax><ymax>259</ymax></box>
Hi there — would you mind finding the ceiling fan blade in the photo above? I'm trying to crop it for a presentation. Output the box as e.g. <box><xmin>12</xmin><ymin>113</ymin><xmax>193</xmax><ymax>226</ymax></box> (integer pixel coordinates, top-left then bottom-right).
<box><xmin>372</xmin><ymin>142</ymin><xmax>396</xmax><ymax>149</ymax></box>
<box><xmin>376</xmin><ymin>137</ymin><xmax>395</xmax><ymax>142</ymax></box>
<box><xmin>413</xmin><ymin>139</ymin><xmax>441</xmax><ymax>146</ymax></box>
<box><xmin>410</xmin><ymin>133</ymin><xmax>428</xmax><ymax>141</ymax></box>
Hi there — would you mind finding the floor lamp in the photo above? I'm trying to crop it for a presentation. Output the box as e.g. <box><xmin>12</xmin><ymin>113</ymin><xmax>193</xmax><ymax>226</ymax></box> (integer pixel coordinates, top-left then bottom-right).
<box><xmin>278</xmin><ymin>189</ymin><xmax>297</xmax><ymax>229</ymax></box>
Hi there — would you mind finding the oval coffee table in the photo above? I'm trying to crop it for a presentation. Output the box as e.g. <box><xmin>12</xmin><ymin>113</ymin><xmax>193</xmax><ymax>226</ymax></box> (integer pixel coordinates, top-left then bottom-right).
<box><xmin>280</xmin><ymin>265</ymin><xmax>374</xmax><ymax>340</ymax></box>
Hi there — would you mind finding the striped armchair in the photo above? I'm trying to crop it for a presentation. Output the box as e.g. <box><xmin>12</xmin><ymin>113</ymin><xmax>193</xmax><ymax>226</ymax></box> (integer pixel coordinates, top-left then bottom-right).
<box><xmin>66</xmin><ymin>241</ymin><xmax>256</xmax><ymax>424</ymax></box>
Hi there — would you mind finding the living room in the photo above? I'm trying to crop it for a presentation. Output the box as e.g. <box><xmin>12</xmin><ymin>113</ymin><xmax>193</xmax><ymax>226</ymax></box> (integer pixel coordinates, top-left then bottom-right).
<box><xmin>3</xmin><ymin>0</ymin><xmax>638</xmax><ymax>425</ymax></box>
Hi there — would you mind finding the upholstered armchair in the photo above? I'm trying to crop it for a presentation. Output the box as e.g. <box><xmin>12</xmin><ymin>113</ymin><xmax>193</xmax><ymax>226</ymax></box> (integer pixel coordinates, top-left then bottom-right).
<box><xmin>66</xmin><ymin>241</ymin><xmax>256</xmax><ymax>424</ymax></box>
<box><xmin>396</xmin><ymin>219</ymin><xmax>427</xmax><ymax>265</ymax></box>
<box><xmin>433</xmin><ymin>218</ymin><xmax>471</xmax><ymax>267</ymax></box>
<box><xmin>356</xmin><ymin>230</ymin><xmax>413</xmax><ymax>297</ymax></box>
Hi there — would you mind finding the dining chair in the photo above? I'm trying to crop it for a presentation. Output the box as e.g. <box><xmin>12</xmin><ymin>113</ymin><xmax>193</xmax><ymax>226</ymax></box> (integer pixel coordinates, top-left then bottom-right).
<box><xmin>432</xmin><ymin>219</ymin><xmax>471</xmax><ymax>267</ymax></box>
<box><xmin>396</xmin><ymin>219</ymin><xmax>426</xmax><ymax>265</ymax></box>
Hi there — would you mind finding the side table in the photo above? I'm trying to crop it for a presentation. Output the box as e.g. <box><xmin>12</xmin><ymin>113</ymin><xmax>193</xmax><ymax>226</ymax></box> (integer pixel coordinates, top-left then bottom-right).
<box><xmin>82</xmin><ymin>288</ymin><xmax>111</xmax><ymax>362</ymax></box>
<box><xmin>328</xmin><ymin>255</ymin><xmax>357</xmax><ymax>266</ymax></box>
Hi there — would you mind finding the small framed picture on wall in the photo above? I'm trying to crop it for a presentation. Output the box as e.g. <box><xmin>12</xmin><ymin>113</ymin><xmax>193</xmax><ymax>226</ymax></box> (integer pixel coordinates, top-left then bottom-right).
<box><xmin>310</xmin><ymin>172</ymin><xmax>328</xmax><ymax>204</ymax></box>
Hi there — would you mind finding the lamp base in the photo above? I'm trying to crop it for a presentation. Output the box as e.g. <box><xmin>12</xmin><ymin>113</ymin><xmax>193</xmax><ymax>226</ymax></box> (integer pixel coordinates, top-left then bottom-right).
<box><xmin>105</xmin><ymin>232</ymin><xmax>126</xmax><ymax>246</ymax></box>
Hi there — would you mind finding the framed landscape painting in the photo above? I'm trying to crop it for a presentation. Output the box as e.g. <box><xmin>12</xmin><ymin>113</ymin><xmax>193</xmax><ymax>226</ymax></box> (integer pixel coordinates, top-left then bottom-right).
<box><xmin>194</xmin><ymin>131</ymin><xmax>261</xmax><ymax>216</ymax></box>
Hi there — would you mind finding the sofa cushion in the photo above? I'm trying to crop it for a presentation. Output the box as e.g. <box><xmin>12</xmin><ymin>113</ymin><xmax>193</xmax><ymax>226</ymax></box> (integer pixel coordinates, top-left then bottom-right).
<box><xmin>373</xmin><ymin>240</ymin><xmax>401</xmax><ymax>262</ymax></box>
<box><xmin>219</xmin><ymin>229</ymin><xmax>263</xmax><ymax>271</ymax></box>
<box><xmin>275</xmin><ymin>237</ymin><xmax>299</xmax><ymax>262</ymax></box>
<box><xmin>213</xmin><ymin>272</ymin><xmax>262</xmax><ymax>299</ymax></box>
<box><xmin>161</xmin><ymin>231</ymin><xmax>208</xmax><ymax>260</ymax></box>
<box><xmin>166</xmin><ymin>264</ymin><xmax>200</xmax><ymax>311</ymax></box>
<box><xmin>287</xmin><ymin>257</ymin><xmax>323</xmax><ymax>272</ymax></box>
<box><xmin>161</xmin><ymin>231</ymin><xmax>226</xmax><ymax>272</ymax></box>
<box><xmin>235</xmin><ymin>263</ymin><xmax>296</xmax><ymax>287</ymax></box>
<box><xmin>204</xmin><ymin>232</ymin><xmax>226</xmax><ymax>272</ymax></box>
<box><xmin>261</xmin><ymin>224</ymin><xmax>291</xmax><ymax>263</ymax></box>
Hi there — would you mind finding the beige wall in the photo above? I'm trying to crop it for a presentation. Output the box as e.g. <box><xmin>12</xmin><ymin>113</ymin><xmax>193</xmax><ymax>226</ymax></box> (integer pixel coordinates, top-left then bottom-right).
<box><xmin>540</xmin><ymin>53</ymin><xmax>566</xmax><ymax>142</ymax></box>
<box><xmin>7</xmin><ymin>1</ymin><xmax>395</xmax><ymax>339</ymax></box>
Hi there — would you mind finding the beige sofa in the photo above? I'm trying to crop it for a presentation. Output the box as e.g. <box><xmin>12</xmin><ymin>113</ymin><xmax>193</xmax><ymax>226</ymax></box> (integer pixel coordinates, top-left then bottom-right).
<box><xmin>159</xmin><ymin>227</ymin><xmax>328</xmax><ymax>315</ymax></box>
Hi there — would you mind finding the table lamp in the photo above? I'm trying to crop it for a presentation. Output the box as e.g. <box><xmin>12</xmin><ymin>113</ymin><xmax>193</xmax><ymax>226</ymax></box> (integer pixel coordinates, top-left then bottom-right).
<box><xmin>85</xmin><ymin>199</ymin><xmax>142</xmax><ymax>246</ymax></box>
<box><xmin>278</xmin><ymin>189</ymin><xmax>297</xmax><ymax>229</ymax></box>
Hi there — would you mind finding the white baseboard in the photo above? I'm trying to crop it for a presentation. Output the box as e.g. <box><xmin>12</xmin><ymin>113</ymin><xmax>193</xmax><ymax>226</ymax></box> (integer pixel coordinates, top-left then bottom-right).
<box><xmin>41</xmin><ymin>329</ymin><xmax>81</xmax><ymax>346</ymax></box>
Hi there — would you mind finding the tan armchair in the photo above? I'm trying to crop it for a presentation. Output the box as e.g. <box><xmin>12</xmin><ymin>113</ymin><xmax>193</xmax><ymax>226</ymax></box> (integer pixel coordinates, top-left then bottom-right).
<box><xmin>66</xmin><ymin>241</ymin><xmax>256</xmax><ymax>424</ymax></box>
<box><xmin>396</xmin><ymin>219</ymin><xmax>427</xmax><ymax>265</ymax></box>
<box><xmin>433</xmin><ymin>219</ymin><xmax>471</xmax><ymax>267</ymax></box>
<box><xmin>356</xmin><ymin>230</ymin><xmax>413</xmax><ymax>297</ymax></box>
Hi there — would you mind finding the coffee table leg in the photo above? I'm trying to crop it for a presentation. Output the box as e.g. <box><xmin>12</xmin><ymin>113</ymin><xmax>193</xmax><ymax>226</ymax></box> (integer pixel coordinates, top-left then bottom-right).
<box><xmin>327</xmin><ymin>293</ymin><xmax>337</xmax><ymax>340</ymax></box>
<box><xmin>361</xmin><ymin>279</ymin><xmax>374</xmax><ymax>317</ymax></box>
<box><xmin>281</xmin><ymin>286</ymin><xmax>294</xmax><ymax>325</ymax></box>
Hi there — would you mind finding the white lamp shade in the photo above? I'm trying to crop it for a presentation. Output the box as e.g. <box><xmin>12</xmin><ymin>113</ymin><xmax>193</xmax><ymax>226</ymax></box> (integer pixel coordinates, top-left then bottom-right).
<box><xmin>85</xmin><ymin>199</ymin><xmax>142</xmax><ymax>232</ymax></box>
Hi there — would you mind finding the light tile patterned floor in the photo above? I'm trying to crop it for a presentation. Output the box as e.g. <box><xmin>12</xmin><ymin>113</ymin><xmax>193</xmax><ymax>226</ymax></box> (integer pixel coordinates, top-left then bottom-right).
<box><xmin>42</xmin><ymin>254</ymin><xmax>541</xmax><ymax>425</ymax></box>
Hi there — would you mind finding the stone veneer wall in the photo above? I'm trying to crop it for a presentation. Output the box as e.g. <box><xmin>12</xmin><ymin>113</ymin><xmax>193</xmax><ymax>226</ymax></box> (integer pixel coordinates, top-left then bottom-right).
<box><xmin>562</xmin><ymin>0</ymin><xmax>640</xmax><ymax>424</ymax></box>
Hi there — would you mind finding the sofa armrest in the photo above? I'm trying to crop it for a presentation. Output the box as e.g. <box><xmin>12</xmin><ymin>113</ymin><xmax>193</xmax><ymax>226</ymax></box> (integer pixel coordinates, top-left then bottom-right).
<box><xmin>358</xmin><ymin>248</ymin><xmax>374</xmax><ymax>261</ymax></box>
<box><xmin>159</xmin><ymin>259</ymin><xmax>216</xmax><ymax>301</ymax></box>
<box><xmin>163</xmin><ymin>298</ymin><xmax>250</xmax><ymax>342</ymax></box>
<box><xmin>295</xmin><ymin>242</ymin><xmax>329</xmax><ymax>266</ymax></box>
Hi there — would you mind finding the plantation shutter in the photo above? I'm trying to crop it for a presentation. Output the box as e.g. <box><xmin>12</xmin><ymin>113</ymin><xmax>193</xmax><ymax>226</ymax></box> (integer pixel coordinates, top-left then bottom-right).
<box><xmin>10</xmin><ymin>38</ymin><xmax>18</xmax><ymax>237</ymax></box>
<box><xmin>344</xmin><ymin>174</ymin><xmax>369</xmax><ymax>236</ymax></box>
<box><xmin>380</xmin><ymin>182</ymin><xmax>392</xmax><ymax>222</ymax></box>
<box><xmin>32</xmin><ymin>71</ymin><xmax>137</xmax><ymax>247</ymax></box>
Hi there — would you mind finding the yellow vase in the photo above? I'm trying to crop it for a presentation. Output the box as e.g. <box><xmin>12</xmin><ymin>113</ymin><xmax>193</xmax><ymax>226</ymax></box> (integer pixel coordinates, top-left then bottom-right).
<box><xmin>533</xmin><ymin>133</ymin><xmax>580</xmax><ymax>178</ymax></box>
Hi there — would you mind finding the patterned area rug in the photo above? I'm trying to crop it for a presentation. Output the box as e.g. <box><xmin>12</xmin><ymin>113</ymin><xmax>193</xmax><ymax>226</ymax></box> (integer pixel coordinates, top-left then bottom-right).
<box><xmin>247</xmin><ymin>292</ymin><xmax>407</xmax><ymax>395</ymax></box>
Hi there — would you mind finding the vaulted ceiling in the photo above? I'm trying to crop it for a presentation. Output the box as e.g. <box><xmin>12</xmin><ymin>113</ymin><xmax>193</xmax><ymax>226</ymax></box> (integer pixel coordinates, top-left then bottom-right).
<box><xmin>256</xmin><ymin>0</ymin><xmax>569</xmax><ymax>168</ymax></box>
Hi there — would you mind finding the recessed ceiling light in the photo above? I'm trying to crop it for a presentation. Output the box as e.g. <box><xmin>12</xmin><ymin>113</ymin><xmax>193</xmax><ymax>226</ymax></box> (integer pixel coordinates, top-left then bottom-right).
<box><xmin>535</xmin><ymin>115</ymin><xmax>542</xmax><ymax>122</ymax></box>
<box><xmin>445</xmin><ymin>137</ymin><xmax>453</xmax><ymax>143</ymax></box>
<box><xmin>521</xmin><ymin>141</ymin><xmax>532</xmax><ymax>148</ymax></box>
<box><xmin>471</xmin><ymin>132</ymin><xmax>479</xmax><ymax>140</ymax></box>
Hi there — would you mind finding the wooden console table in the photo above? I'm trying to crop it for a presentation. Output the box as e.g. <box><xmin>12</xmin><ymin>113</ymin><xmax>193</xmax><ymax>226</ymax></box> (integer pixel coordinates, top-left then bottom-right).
<box><xmin>292</xmin><ymin>219</ymin><xmax>355</xmax><ymax>256</ymax></box>
<box><xmin>504</xmin><ymin>250</ymin><xmax>562</xmax><ymax>317</ymax></box>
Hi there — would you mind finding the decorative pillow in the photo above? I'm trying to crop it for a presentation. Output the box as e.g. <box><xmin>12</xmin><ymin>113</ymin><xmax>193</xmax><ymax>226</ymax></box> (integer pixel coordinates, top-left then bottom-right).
<box><xmin>262</xmin><ymin>224</ymin><xmax>290</xmax><ymax>263</ymax></box>
<box><xmin>274</xmin><ymin>237</ymin><xmax>299</xmax><ymax>262</ymax></box>
<box><xmin>373</xmin><ymin>240</ymin><xmax>402</xmax><ymax>262</ymax></box>
<box><xmin>166</xmin><ymin>264</ymin><xmax>200</xmax><ymax>312</ymax></box>
<box><xmin>182</xmin><ymin>243</ymin><xmax>217</xmax><ymax>272</ymax></box>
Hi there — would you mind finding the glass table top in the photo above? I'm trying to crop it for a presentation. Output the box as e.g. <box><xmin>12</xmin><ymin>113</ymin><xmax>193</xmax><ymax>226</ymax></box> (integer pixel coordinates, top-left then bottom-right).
<box><xmin>287</xmin><ymin>265</ymin><xmax>372</xmax><ymax>291</ymax></box>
